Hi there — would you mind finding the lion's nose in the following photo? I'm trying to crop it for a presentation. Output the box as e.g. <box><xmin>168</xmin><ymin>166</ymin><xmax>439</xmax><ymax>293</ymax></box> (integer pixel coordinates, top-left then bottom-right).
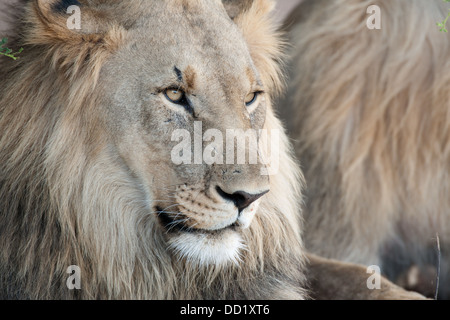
<box><xmin>216</xmin><ymin>186</ymin><xmax>269</xmax><ymax>212</ymax></box>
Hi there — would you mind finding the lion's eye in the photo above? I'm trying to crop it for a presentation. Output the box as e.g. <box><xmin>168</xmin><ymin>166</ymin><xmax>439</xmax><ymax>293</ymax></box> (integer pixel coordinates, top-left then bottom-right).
<box><xmin>162</xmin><ymin>87</ymin><xmax>194</xmax><ymax>115</ymax></box>
<box><xmin>245</xmin><ymin>92</ymin><xmax>258</xmax><ymax>106</ymax></box>
<box><xmin>164</xmin><ymin>88</ymin><xmax>185</xmax><ymax>104</ymax></box>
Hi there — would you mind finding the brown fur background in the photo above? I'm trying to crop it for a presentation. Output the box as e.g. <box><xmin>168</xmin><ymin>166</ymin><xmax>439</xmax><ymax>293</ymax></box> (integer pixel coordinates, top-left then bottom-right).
<box><xmin>280</xmin><ymin>0</ymin><xmax>450</xmax><ymax>298</ymax></box>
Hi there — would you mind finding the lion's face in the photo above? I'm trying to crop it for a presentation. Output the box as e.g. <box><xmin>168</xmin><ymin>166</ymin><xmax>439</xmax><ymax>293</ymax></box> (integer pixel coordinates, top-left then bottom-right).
<box><xmin>98</xmin><ymin>1</ymin><xmax>270</xmax><ymax>265</ymax></box>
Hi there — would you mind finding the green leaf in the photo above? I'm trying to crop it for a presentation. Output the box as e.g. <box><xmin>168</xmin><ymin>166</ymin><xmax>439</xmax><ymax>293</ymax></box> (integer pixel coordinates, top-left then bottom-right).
<box><xmin>0</xmin><ymin>37</ymin><xmax>23</xmax><ymax>59</ymax></box>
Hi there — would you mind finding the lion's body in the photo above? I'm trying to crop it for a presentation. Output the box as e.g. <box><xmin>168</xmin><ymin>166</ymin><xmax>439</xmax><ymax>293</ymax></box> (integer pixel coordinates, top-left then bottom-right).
<box><xmin>280</xmin><ymin>0</ymin><xmax>450</xmax><ymax>298</ymax></box>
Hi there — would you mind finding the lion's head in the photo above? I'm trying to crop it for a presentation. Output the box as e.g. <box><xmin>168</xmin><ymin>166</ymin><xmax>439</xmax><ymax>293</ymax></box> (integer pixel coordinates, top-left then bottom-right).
<box><xmin>0</xmin><ymin>0</ymin><xmax>306</xmax><ymax>299</ymax></box>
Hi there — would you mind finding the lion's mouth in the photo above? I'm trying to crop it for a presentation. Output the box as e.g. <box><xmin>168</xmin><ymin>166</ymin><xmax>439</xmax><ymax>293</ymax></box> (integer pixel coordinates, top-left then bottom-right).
<box><xmin>155</xmin><ymin>206</ymin><xmax>239</xmax><ymax>234</ymax></box>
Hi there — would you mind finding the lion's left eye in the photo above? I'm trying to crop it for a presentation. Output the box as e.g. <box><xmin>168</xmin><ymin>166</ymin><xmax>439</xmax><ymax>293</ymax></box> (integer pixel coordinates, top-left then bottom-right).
<box><xmin>245</xmin><ymin>92</ymin><xmax>259</xmax><ymax>106</ymax></box>
<box><xmin>164</xmin><ymin>88</ymin><xmax>185</xmax><ymax>104</ymax></box>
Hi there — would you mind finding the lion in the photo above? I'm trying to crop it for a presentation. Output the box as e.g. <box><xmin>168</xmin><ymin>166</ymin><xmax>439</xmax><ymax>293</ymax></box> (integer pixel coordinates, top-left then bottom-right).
<box><xmin>280</xmin><ymin>0</ymin><xmax>450</xmax><ymax>298</ymax></box>
<box><xmin>0</xmin><ymin>0</ymin><xmax>425</xmax><ymax>300</ymax></box>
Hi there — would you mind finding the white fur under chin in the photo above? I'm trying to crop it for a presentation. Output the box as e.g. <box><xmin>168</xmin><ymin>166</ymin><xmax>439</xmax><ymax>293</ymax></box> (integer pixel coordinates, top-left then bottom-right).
<box><xmin>237</xmin><ymin>199</ymin><xmax>260</xmax><ymax>229</ymax></box>
<box><xmin>168</xmin><ymin>230</ymin><xmax>246</xmax><ymax>267</ymax></box>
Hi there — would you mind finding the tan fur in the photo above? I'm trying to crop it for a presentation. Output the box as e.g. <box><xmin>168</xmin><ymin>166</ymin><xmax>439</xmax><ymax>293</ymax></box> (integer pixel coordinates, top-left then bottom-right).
<box><xmin>306</xmin><ymin>254</ymin><xmax>426</xmax><ymax>300</ymax></box>
<box><xmin>280</xmin><ymin>0</ymin><xmax>450</xmax><ymax>298</ymax></box>
<box><xmin>0</xmin><ymin>0</ymin><xmax>308</xmax><ymax>299</ymax></box>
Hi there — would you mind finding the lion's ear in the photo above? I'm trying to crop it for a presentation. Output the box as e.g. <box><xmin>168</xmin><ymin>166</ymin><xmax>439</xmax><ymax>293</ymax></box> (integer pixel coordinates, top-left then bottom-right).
<box><xmin>224</xmin><ymin>0</ymin><xmax>285</xmax><ymax>97</ymax></box>
<box><xmin>26</xmin><ymin>0</ymin><xmax>124</xmax><ymax>47</ymax></box>
<box><xmin>24</xmin><ymin>0</ymin><xmax>125</xmax><ymax>78</ymax></box>
<box><xmin>222</xmin><ymin>0</ymin><xmax>253</xmax><ymax>20</ymax></box>
<box><xmin>28</xmin><ymin>0</ymin><xmax>88</xmax><ymax>43</ymax></box>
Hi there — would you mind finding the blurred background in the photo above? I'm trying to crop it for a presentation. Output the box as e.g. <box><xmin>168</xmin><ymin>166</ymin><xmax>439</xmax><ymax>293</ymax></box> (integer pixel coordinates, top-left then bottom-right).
<box><xmin>0</xmin><ymin>0</ymin><xmax>303</xmax><ymax>32</ymax></box>
<box><xmin>0</xmin><ymin>0</ymin><xmax>14</xmax><ymax>33</ymax></box>
<box><xmin>274</xmin><ymin>0</ymin><xmax>303</xmax><ymax>22</ymax></box>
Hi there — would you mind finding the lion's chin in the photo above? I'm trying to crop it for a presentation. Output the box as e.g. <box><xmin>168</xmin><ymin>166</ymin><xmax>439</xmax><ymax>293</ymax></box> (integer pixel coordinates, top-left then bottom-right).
<box><xmin>167</xmin><ymin>229</ymin><xmax>246</xmax><ymax>267</ymax></box>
